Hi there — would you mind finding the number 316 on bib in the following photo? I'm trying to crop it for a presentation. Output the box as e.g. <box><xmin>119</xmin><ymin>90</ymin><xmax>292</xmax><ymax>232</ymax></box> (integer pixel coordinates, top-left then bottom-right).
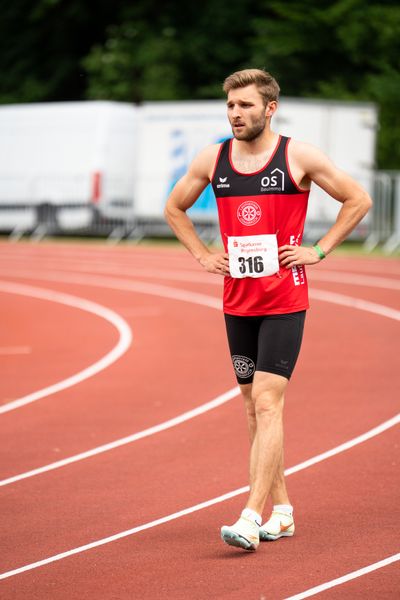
<box><xmin>227</xmin><ymin>234</ymin><xmax>279</xmax><ymax>279</ymax></box>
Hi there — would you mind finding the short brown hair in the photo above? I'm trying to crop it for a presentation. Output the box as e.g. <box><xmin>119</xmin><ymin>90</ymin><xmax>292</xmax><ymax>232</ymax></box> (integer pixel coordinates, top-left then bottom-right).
<box><xmin>223</xmin><ymin>69</ymin><xmax>280</xmax><ymax>105</ymax></box>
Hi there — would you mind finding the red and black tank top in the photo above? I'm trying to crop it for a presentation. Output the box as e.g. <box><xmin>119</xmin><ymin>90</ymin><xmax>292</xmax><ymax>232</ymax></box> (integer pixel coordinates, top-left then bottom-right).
<box><xmin>211</xmin><ymin>135</ymin><xmax>310</xmax><ymax>316</ymax></box>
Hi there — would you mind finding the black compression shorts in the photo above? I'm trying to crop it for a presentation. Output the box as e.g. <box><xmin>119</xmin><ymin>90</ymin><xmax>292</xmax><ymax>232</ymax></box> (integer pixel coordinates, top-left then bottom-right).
<box><xmin>224</xmin><ymin>311</ymin><xmax>306</xmax><ymax>383</ymax></box>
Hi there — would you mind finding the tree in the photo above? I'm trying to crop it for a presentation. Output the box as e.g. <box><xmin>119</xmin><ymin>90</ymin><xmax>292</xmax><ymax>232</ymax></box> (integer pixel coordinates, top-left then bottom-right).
<box><xmin>249</xmin><ymin>0</ymin><xmax>400</xmax><ymax>168</ymax></box>
<box><xmin>83</xmin><ymin>0</ymin><xmax>400</xmax><ymax>167</ymax></box>
<box><xmin>0</xmin><ymin>0</ymin><xmax>127</xmax><ymax>103</ymax></box>
<box><xmin>1</xmin><ymin>0</ymin><xmax>398</xmax><ymax>168</ymax></box>
<box><xmin>83</xmin><ymin>0</ymin><xmax>265</xmax><ymax>102</ymax></box>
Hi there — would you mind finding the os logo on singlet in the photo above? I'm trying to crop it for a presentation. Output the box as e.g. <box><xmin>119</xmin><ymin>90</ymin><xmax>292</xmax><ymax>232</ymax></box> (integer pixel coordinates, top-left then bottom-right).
<box><xmin>237</xmin><ymin>201</ymin><xmax>262</xmax><ymax>226</ymax></box>
<box><xmin>232</xmin><ymin>355</ymin><xmax>255</xmax><ymax>378</ymax></box>
<box><xmin>260</xmin><ymin>168</ymin><xmax>285</xmax><ymax>192</ymax></box>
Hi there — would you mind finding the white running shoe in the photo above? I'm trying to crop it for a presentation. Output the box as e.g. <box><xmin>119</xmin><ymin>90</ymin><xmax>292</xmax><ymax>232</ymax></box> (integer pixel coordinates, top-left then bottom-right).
<box><xmin>259</xmin><ymin>511</ymin><xmax>295</xmax><ymax>541</ymax></box>
<box><xmin>220</xmin><ymin>516</ymin><xmax>260</xmax><ymax>551</ymax></box>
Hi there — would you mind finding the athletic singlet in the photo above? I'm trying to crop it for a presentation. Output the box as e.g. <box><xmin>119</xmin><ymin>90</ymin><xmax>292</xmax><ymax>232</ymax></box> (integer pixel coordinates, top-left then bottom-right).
<box><xmin>211</xmin><ymin>135</ymin><xmax>310</xmax><ymax>316</ymax></box>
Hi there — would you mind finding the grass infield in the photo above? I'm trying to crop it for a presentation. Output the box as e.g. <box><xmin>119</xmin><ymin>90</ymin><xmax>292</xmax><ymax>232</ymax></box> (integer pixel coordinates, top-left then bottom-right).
<box><xmin>0</xmin><ymin>234</ymin><xmax>398</xmax><ymax>257</ymax></box>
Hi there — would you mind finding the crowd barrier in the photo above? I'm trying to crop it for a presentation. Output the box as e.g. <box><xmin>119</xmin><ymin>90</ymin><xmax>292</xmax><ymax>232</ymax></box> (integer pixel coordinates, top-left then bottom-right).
<box><xmin>1</xmin><ymin>171</ymin><xmax>399</xmax><ymax>253</ymax></box>
<box><xmin>363</xmin><ymin>171</ymin><xmax>400</xmax><ymax>253</ymax></box>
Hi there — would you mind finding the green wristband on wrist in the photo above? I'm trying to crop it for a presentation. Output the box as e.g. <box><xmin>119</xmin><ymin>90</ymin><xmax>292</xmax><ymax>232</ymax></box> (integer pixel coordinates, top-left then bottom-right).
<box><xmin>313</xmin><ymin>244</ymin><xmax>326</xmax><ymax>260</ymax></box>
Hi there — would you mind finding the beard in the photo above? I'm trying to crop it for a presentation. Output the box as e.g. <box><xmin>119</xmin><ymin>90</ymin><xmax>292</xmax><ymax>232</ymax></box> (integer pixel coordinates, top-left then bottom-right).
<box><xmin>231</xmin><ymin>113</ymin><xmax>267</xmax><ymax>141</ymax></box>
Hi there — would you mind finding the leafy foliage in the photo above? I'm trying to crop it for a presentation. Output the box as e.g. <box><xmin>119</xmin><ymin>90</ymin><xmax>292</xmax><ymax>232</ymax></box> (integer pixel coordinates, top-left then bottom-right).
<box><xmin>249</xmin><ymin>0</ymin><xmax>400</xmax><ymax>167</ymax></box>
<box><xmin>0</xmin><ymin>0</ymin><xmax>399</xmax><ymax>167</ymax></box>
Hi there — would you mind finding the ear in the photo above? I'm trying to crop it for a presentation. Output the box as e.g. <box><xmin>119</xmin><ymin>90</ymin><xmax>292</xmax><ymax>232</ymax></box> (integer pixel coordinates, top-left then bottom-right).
<box><xmin>265</xmin><ymin>101</ymin><xmax>278</xmax><ymax>118</ymax></box>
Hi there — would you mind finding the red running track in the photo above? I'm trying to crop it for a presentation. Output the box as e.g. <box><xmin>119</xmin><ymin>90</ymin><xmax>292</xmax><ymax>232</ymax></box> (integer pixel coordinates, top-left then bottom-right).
<box><xmin>0</xmin><ymin>241</ymin><xmax>399</xmax><ymax>599</ymax></box>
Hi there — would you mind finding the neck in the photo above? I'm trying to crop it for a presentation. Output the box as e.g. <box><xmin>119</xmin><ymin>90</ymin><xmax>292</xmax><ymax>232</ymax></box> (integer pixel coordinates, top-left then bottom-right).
<box><xmin>235</xmin><ymin>128</ymin><xmax>277</xmax><ymax>155</ymax></box>
<box><xmin>230</xmin><ymin>129</ymin><xmax>280</xmax><ymax>174</ymax></box>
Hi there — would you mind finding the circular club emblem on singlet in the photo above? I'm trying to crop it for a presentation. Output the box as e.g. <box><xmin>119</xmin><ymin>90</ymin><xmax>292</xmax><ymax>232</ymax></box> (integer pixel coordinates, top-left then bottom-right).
<box><xmin>232</xmin><ymin>355</ymin><xmax>255</xmax><ymax>379</ymax></box>
<box><xmin>237</xmin><ymin>201</ymin><xmax>262</xmax><ymax>226</ymax></box>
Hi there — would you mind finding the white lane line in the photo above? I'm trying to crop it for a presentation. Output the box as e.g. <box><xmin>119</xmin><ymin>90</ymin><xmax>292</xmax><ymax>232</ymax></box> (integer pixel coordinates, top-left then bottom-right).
<box><xmin>308</xmin><ymin>270</ymin><xmax>400</xmax><ymax>290</ymax></box>
<box><xmin>0</xmin><ymin>281</ymin><xmax>132</xmax><ymax>414</ymax></box>
<box><xmin>1</xmin><ymin>261</ymin><xmax>400</xmax><ymax>290</ymax></box>
<box><xmin>322</xmin><ymin>260</ymin><xmax>400</xmax><ymax>277</ymax></box>
<box><xmin>0</xmin><ymin>270</ymin><xmax>398</xmax><ymax>544</ymax></box>
<box><xmin>0</xmin><ymin>257</ymin><xmax>208</xmax><ymax>281</ymax></box>
<box><xmin>0</xmin><ymin>387</ymin><xmax>240</xmax><ymax>486</ymax></box>
<box><xmin>0</xmin><ymin>412</ymin><xmax>398</xmax><ymax>581</ymax></box>
<box><xmin>2</xmin><ymin>246</ymin><xmax>400</xmax><ymax>280</ymax></box>
<box><xmin>309</xmin><ymin>289</ymin><xmax>400</xmax><ymax>321</ymax></box>
<box><xmin>0</xmin><ymin>486</ymin><xmax>248</xmax><ymax>581</ymax></box>
<box><xmin>0</xmin><ymin>269</ymin><xmax>221</xmax><ymax>310</ymax></box>
<box><xmin>0</xmin><ymin>346</ymin><xmax>32</xmax><ymax>355</ymax></box>
<box><xmin>284</xmin><ymin>553</ymin><xmax>400</xmax><ymax>600</ymax></box>
<box><xmin>57</xmin><ymin>263</ymin><xmax>400</xmax><ymax>290</ymax></box>
<box><xmin>0</xmin><ymin>270</ymin><xmax>398</xmax><ymax>480</ymax></box>
<box><xmin>1</xmin><ymin>394</ymin><xmax>398</xmax><ymax>488</ymax></box>
<box><xmin>284</xmin><ymin>413</ymin><xmax>400</xmax><ymax>476</ymax></box>
<box><xmin>1</xmin><ymin>269</ymin><xmax>400</xmax><ymax>322</ymax></box>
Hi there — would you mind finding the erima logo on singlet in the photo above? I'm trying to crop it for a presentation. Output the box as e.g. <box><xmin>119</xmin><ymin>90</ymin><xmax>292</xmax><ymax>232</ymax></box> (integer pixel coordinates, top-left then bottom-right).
<box><xmin>217</xmin><ymin>176</ymin><xmax>230</xmax><ymax>189</ymax></box>
<box><xmin>260</xmin><ymin>168</ymin><xmax>285</xmax><ymax>192</ymax></box>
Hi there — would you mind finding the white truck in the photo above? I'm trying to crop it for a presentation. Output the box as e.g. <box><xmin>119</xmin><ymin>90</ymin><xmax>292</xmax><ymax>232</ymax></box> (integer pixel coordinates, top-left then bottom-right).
<box><xmin>0</xmin><ymin>101</ymin><xmax>139</xmax><ymax>235</ymax></box>
<box><xmin>0</xmin><ymin>98</ymin><xmax>377</xmax><ymax>239</ymax></box>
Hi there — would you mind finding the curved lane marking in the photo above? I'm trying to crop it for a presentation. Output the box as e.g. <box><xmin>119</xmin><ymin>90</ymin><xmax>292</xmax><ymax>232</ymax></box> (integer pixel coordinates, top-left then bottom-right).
<box><xmin>0</xmin><ymin>412</ymin><xmax>398</xmax><ymax>580</ymax></box>
<box><xmin>0</xmin><ymin>269</ymin><xmax>398</xmax><ymax>483</ymax></box>
<box><xmin>1</xmin><ymin>262</ymin><xmax>400</xmax><ymax>290</ymax></box>
<box><xmin>0</xmin><ymin>346</ymin><xmax>32</xmax><ymax>355</ymax></box>
<box><xmin>0</xmin><ymin>270</ymin><xmax>221</xmax><ymax>309</ymax></box>
<box><xmin>309</xmin><ymin>289</ymin><xmax>400</xmax><ymax>321</ymax></box>
<box><xmin>0</xmin><ymin>269</ymin><xmax>400</xmax><ymax>322</ymax></box>
<box><xmin>284</xmin><ymin>553</ymin><xmax>400</xmax><ymax>599</ymax></box>
<box><xmin>0</xmin><ymin>281</ymin><xmax>132</xmax><ymax>414</ymax></box>
<box><xmin>0</xmin><ymin>386</ymin><xmax>240</xmax><ymax>486</ymax></box>
<box><xmin>308</xmin><ymin>270</ymin><xmax>400</xmax><ymax>290</ymax></box>
<box><xmin>0</xmin><ymin>264</ymin><xmax>399</xmax><ymax>587</ymax></box>
<box><xmin>2</xmin><ymin>245</ymin><xmax>400</xmax><ymax>279</ymax></box>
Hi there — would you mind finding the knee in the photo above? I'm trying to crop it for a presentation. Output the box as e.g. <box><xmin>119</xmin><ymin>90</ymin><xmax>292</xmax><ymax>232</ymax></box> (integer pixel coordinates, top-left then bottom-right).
<box><xmin>242</xmin><ymin>391</ymin><xmax>256</xmax><ymax>423</ymax></box>
<box><xmin>245</xmin><ymin>400</ymin><xmax>256</xmax><ymax>425</ymax></box>
<box><xmin>252</xmin><ymin>388</ymin><xmax>284</xmax><ymax>420</ymax></box>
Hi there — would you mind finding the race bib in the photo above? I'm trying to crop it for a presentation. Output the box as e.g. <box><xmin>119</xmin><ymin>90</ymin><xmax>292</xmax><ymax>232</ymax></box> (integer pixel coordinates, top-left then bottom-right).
<box><xmin>228</xmin><ymin>234</ymin><xmax>279</xmax><ymax>279</ymax></box>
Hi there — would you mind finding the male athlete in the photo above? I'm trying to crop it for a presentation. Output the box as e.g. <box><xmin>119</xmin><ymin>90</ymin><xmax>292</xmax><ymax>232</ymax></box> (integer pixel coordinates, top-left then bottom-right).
<box><xmin>164</xmin><ymin>69</ymin><xmax>372</xmax><ymax>552</ymax></box>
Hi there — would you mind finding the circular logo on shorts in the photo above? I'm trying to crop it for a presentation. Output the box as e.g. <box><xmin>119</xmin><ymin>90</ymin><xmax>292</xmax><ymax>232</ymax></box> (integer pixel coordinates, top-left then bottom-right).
<box><xmin>232</xmin><ymin>355</ymin><xmax>255</xmax><ymax>378</ymax></box>
<box><xmin>237</xmin><ymin>201</ymin><xmax>262</xmax><ymax>226</ymax></box>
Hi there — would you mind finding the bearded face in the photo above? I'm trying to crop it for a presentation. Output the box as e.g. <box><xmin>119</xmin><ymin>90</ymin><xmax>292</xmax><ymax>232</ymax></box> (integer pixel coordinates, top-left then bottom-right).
<box><xmin>230</xmin><ymin>108</ymin><xmax>267</xmax><ymax>142</ymax></box>
<box><xmin>227</xmin><ymin>84</ymin><xmax>274</xmax><ymax>142</ymax></box>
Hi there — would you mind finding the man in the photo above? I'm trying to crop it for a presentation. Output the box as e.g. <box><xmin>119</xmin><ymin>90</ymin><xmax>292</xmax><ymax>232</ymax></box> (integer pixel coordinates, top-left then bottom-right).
<box><xmin>164</xmin><ymin>68</ymin><xmax>372</xmax><ymax>552</ymax></box>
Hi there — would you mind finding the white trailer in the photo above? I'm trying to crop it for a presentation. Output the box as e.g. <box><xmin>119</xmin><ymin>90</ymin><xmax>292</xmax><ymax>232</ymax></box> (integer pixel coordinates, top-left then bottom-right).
<box><xmin>0</xmin><ymin>101</ymin><xmax>138</xmax><ymax>233</ymax></box>
<box><xmin>0</xmin><ymin>97</ymin><xmax>377</xmax><ymax>239</ymax></box>
<box><xmin>133</xmin><ymin>98</ymin><xmax>377</xmax><ymax>240</ymax></box>
<box><xmin>134</xmin><ymin>101</ymin><xmax>232</xmax><ymax>222</ymax></box>
<box><xmin>274</xmin><ymin>97</ymin><xmax>377</xmax><ymax>240</ymax></box>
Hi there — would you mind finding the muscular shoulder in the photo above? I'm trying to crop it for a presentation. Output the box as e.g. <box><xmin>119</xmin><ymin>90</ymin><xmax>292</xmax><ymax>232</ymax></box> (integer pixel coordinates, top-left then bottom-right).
<box><xmin>287</xmin><ymin>138</ymin><xmax>366</xmax><ymax>202</ymax></box>
<box><xmin>188</xmin><ymin>143</ymin><xmax>222</xmax><ymax>181</ymax></box>
<box><xmin>288</xmin><ymin>138</ymin><xmax>334</xmax><ymax>177</ymax></box>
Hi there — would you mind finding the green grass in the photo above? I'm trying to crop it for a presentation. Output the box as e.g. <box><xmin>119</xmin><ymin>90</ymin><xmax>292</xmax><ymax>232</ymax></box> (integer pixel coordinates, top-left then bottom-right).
<box><xmin>329</xmin><ymin>241</ymin><xmax>399</xmax><ymax>258</ymax></box>
<box><xmin>1</xmin><ymin>234</ymin><xmax>399</xmax><ymax>257</ymax></box>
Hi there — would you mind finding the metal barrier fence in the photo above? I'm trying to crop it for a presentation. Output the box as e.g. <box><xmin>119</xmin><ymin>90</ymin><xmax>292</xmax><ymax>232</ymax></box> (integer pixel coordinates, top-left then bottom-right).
<box><xmin>363</xmin><ymin>171</ymin><xmax>400</xmax><ymax>253</ymax></box>
<box><xmin>1</xmin><ymin>171</ymin><xmax>399</xmax><ymax>252</ymax></box>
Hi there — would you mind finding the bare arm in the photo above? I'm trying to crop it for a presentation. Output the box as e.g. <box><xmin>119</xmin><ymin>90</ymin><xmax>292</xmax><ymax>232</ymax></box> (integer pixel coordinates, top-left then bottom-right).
<box><xmin>279</xmin><ymin>141</ymin><xmax>373</xmax><ymax>269</ymax></box>
<box><xmin>164</xmin><ymin>144</ymin><xmax>230</xmax><ymax>275</ymax></box>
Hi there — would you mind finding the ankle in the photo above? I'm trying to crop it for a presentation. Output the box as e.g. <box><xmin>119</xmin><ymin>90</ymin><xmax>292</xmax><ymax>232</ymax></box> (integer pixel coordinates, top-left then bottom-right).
<box><xmin>241</xmin><ymin>508</ymin><xmax>262</xmax><ymax>526</ymax></box>
<box><xmin>273</xmin><ymin>504</ymin><xmax>293</xmax><ymax>516</ymax></box>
